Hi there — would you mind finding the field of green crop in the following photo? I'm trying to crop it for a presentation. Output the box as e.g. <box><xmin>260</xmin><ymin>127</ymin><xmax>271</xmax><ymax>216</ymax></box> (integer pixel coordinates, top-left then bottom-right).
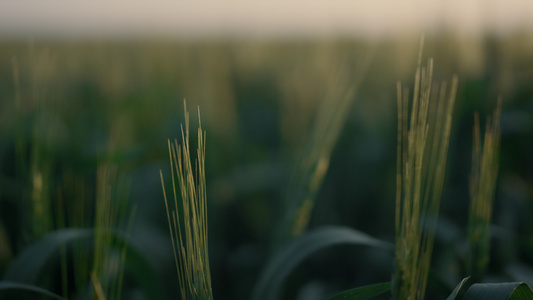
<box><xmin>1</xmin><ymin>33</ymin><xmax>533</xmax><ymax>299</ymax></box>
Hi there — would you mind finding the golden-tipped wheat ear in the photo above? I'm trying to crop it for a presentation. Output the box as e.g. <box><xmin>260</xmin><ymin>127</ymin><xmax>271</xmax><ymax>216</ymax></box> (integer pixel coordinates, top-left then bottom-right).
<box><xmin>394</xmin><ymin>43</ymin><xmax>458</xmax><ymax>300</ymax></box>
<box><xmin>160</xmin><ymin>101</ymin><xmax>213</xmax><ymax>300</ymax></box>
<box><xmin>467</xmin><ymin>99</ymin><xmax>502</xmax><ymax>281</ymax></box>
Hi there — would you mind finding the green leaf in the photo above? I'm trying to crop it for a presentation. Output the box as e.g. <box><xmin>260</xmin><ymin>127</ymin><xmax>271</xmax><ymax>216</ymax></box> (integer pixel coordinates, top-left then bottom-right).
<box><xmin>447</xmin><ymin>277</ymin><xmax>472</xmax><ymax>300</ymax></box>
<box><xmin>3</xmin><ymin>228</ymin><xmax>93</xmax><ymax>283</ymax></box>
<box><xmin>2</xmin><ymin>228</ymin><xmax>166</xmax><ymax>299</ymax></box>
<box><xmin>0</xmin><ymin>281</ymin><xmax>66</xmax><ymax>299</ymax></box>
<box><xmin>329</xmin><ymin>282</ymin><xmax>391</xmax><ymax>300</ymax></box>
<box><xmin>251</xmin><ymin>226</ymin><xmax>393</xmax><ymax>300</ymax></box>
<box><xmin>464</xmin><ymin>282</ymin><xmax>533</xmax><ymax>300</ymax></box>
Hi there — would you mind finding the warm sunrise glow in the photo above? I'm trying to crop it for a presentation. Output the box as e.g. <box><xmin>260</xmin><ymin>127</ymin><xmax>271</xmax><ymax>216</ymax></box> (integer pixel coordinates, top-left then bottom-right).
<box><xmin>0</xmin><ymin>0</ymin><xmax>532</xmax><ymax>39</ymax></box>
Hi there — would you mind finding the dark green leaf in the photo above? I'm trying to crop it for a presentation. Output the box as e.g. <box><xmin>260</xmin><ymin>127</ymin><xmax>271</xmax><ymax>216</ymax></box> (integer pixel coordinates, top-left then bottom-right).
<box><xmin>3</xmin><ymin>228</ymin><xmax>93</xmax><ymax>283</ymax></box>
<box><xmin>2</xmin><ymin>228</ymin><xmax>166</xmax><ymax>299</ymax></box>
<box><xmin>464</xmin><ymin>282</ymin><xmax>533</xmax><ymax>300</ymax></box>
<box><xmin>0</xmin><ymin>281</ymin><xmax>66</xmax><ymax>299</ymax></box>
<box><xmin>329</xmin><ymin>282</ymin><xmax>391</xmax><ymax>300</ymax></box>
<box><xmin>252</xmin><ymin>226</ymin><xmax>393</xmax><ymax>300</ymax></box>
<box><xmin>447</xmin><ymin>277</ymin><xmax>472</xmax><ymax>300</ymax></box>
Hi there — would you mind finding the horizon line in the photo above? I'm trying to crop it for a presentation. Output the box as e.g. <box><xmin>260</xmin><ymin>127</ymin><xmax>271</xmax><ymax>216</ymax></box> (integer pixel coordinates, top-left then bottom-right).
<box><xmin>1</xmin><ymin>1</ymin><xmax>532</xmax><ymax>39</ymax></box>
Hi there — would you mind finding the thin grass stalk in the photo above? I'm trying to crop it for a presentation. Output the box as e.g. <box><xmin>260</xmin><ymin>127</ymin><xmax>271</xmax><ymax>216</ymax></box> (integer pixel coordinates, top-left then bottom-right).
<box><xmin>114</xmin><ymin>206</ymin><xmax>136</xmax><ymax>300</ymax></box>
<box><xmin>467</xmin><ymin>99</ymin><xmax>502</xmax><ymax>282</ymax></box>
<box><xmin>394</xmin><ymin>40</ymin><xmax>458</xmax><ymax>300</ymax></box>
<box><xmin>92</xmin><ymin>165</ymin><xmax>112</xmax><ymax>299</ymax></box>
<box><xmin>26</xmin><ymin>43</ymin><xmax>58</xmax><ymax>239</ymax></box>
<box><xmin>64</xmin><ymin>175</ymin><xmax>91</xmax><ymax>295</ymax></box>
<box><xmin>275</xmin><ymin>50</ymin><xmax>374</xmax><ymax>244</ymax></box>
<box><xmin>54</xmin><ymin>189</ymin><xmax>69</xmax><ymax>298</ymax></box>
<box><xmin>91</xmin><ymin>164</ymin><xmax>132</xmax><ymax>300</ymax></box>
<box><xmin>12</xmin><ymin>57</ymin><xmax>27</xmax><ymax>186</ymax></box>
<box><xmin>59</xmin><ymin>243</ymin><xmax>69</xmax><ymax>298</ymax></box>
<box><xmin>91</xmin><ymin>271</ymin><xmax>107</xmax><ymax>300</ymax></box>
<box><xmin>160</xmin><ymin>101</ymin><xmax>213</xmax><ymax>300</ymax></box>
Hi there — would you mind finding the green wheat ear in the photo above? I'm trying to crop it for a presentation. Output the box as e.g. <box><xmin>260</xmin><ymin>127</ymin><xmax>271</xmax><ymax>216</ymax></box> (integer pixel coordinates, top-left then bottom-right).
<box><xmin>393</xmin><ymin>39</ymin><xmax>458</xmax><ymax>300</ymax></box>
<box><xmin>91</xmin><ymin>163</ymin><xmax>134</xmax><ymax>300</ymax></box>
<box><xmin>160</xmin><ymin>101</ymin><xmax>213</xmax><ymax>300</ymax></box>
<box><xmin>467</xmin><ymin>99</ymin><xmax>502</xmax><ymax>282</ymax></box>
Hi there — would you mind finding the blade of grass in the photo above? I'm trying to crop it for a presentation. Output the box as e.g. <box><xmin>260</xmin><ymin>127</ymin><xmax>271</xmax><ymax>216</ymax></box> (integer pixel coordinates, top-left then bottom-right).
<box><xmin>0</xmin><ymin>281</ymin><xmax>66</xmax><ymax>300</ymax></box>
<box><xmin>467</xmin><ymin>99</ymin><xmax>502</xmax><ymax>282</ymax></box>
<box><xmin>2</xmin><ymin>228</ymin><xmax>165</xmax><ymax>300</ymax></box>
<box><xmin>92</xmin><ymin>163</ymin><xmax>133</xmax><ymax>300</ymax></box>
<box><xmin>252</xmin><ymin>226</ymin><xmax>393</xmax><ymax>300</ymax></box>
<box><xmin>91</xmin><ymin>271</ymin><xmax>107</xmax><ymax>300</ymax></box>
<box><xmin>446</xmin><ymin>277</ymin><xmax>472</xmax><ymax>300</ymax></box>
<box><xmin>27</xmin><ymin>43</ymin><xmax>57</xmax><ymax>239</ymax></box>
<box><xmin>464</xmin><ymin>282</ymin><xmax>533</xmax><ymax>300</ymax></box>
<box><xmin>329</xmin><ymin>282</ymin><xmax>391</xmax><ymax>300</ymax></box>
<box><xmin>3</xmin><ymin>228</ymin><xmax>92</xmax><ymax>283</ymax></box>
<box><xmin>277</xmin><ymin>47</ymin><xmax>374</xmax><ymax>243</ymax></box>
<box><xmin>59</xmin><ymin>171</ymin><xmax>92</xmax><ymax>295</ymax></box>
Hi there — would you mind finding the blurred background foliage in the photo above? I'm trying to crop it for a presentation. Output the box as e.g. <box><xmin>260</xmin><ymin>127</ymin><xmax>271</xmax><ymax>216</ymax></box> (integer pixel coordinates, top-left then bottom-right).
<box><xmin>1</xmin><ymin>32</ymin><xmax>533</xmax><ymax>299</ymax></box>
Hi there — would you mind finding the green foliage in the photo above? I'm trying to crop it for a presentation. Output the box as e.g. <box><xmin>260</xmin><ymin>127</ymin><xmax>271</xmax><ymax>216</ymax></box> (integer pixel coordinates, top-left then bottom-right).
<box><xmin>1</xmin><ymin>228</ymin><xmax>165</xmax><ymax>300</ymax></box>
<box><xmin>393</xmin><ymin>40</ymin><xmax>458</xmax><ymax>299</ymax></box>
<box><xmin>0</xmin><ymin>281</ymin><xmax>65</xmax><ymax>300</ymax></box>
<box><xmin>467</xmin><ymin>100</ymin><xmax>502</xmax><ymax>282</ymax></box>
<box><xmin>1</xmin><ymin>36</ymin><xmax>532</xmax><ymax>300</ymax></box>
<box><xmin>464</xmin><ymin>283</ymin><xmax>533</xmax><ymax>300</ymax></box>
<box><xmin>92</xmin><ymin>164</ymin><xmax>134</xmax><ymax>300</ymax></box>
<box><xmin>160</xmin><ymin>101</ymin><xmax>213</xmax><ymax>300</ymax></box>
<box><xmin>328</xmin><ymin>282</ymin><xmax>391</xmax><ymax>300</ymax></box>
<box><xmin>252</xmin><ymin>226</ymin><xmax>392</xmax><ymax>300</ymax></box>
<box><xmin>447</xmin><ymin>277</ymin><xmax>472</xmax><ymax>300</ymax></box>
<box><xmin>12</xmin><ymin>46</ymin><xmax>58</xmax><ymax>239</ymax></box>
<box><xmin>448</xmin><ymin>278</ymin><xmax>533</xmax><ymax>300</ymax></box>
<box><xmin>277</xmin><ymin>49</ymin><xmax>374</xmax><ymax>242</ymax></box>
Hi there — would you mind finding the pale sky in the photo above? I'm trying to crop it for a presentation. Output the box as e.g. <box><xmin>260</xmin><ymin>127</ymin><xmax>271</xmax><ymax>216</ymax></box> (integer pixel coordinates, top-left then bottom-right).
<box><xmin>0</xmin><ymin>0</ymin><xmax>532</xmax><ymax>39</ymax></box>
